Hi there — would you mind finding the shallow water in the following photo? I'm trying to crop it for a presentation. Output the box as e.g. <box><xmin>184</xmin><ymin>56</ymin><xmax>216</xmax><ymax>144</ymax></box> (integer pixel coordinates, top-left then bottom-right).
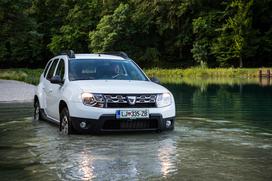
<box><xmin>0</xmin><ymin>83</ymin><xmax>272</xmax><ymax>180</ymax></box>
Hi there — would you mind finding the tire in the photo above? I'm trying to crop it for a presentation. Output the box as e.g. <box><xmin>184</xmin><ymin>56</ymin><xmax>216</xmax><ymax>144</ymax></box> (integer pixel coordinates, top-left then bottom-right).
<box><xmin>34</xmin><ymin>100</ymin><xmax>41</xmax><ymax>121</ymax></box>
<box><xmin>59</xmin><ymin>107</ymin><xmax>75</xmax><ymax>135</ymax></box>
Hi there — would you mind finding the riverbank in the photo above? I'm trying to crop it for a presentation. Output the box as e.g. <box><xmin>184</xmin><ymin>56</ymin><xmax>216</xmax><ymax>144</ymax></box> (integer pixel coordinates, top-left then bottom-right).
<box><xmin>144</xmin><ymin>67</ymin><xmax>267</xmax><ymax>79</ymax></box>
<box><xmin>0</xmin><ymin>68</ymin><xmax>270</xmax><ymax>85</ymax></box>
<box><xmin>0</xmin><ymin>68</ymin><xmax>43</xmax><ymax>85</ymax></box>
<box><xmin>145</xmin><ymin>68</ymin><xmax>272</xmax><ymax>85</ymax></box>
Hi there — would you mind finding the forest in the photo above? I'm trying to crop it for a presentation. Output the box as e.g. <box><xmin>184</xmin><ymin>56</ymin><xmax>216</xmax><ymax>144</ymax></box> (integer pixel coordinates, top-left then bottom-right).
<box><xmin>0</xmin><ymin>0</ymin><xmax>272</xmax><ymax>68</ymax></box>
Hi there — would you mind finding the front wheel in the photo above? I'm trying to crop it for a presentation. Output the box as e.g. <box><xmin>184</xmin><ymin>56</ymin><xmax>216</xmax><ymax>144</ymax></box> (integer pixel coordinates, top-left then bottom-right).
<box><xmin>34</xmin><ymin>100</ymin><xmax>41</xmax><ymax>121</ymax></box>
<box><xmin>60</xmin><ymin>107</ymin><xmax>74</xmax><ymax>135</ymax></box>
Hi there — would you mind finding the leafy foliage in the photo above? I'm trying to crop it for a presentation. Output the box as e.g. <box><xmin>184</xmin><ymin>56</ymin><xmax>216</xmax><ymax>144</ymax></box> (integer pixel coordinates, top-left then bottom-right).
<box><xmin>89</xmin><ymin>3</ymin><xmax>130</xmax><ymax>52</ymax></box>
<box><xmin>211</xmin><ymin>0</ymin><xmax>255</xmax><ymax>67</ymax></box>
<box><xmin>49</xmin><ymin>0</ymin><xmax>103</xmax><ymax>54</ymax></box>
<box><xmin>0</xmin><ymin>0</ymin><xmax>272</xmax><ymax>68</ymax></box>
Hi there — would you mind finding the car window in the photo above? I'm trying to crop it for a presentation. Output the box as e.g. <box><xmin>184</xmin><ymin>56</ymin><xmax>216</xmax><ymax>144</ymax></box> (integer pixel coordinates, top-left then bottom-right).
<box><xmin>55</xmin><ymin>59</ymin><xmax>65</xmax><ymax>80</ymax></box>
<box><xmin>46</xmin><ymin>59</ymin><xmax>59</xmax><ymax>80</ymax></box>
<box><xmin>69</xmin><ymin>59</ymin><xmax>148</xmax><ymax>81</ymax></box>
<box><xmin>43</xmin><ymin>60</ymin><xmax>52</xmax><ymax>77</ymax></box>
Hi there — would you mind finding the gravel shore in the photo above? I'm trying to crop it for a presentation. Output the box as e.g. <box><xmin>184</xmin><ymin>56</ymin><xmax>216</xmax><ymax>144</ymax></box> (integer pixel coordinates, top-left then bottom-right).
<box><xmin>0</xmin><ymin>80</ymin><xmax>36</xmax><ymax>102</ymax></box>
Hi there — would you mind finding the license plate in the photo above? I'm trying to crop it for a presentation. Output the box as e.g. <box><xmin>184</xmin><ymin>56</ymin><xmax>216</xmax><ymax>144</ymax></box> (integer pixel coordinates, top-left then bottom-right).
<box><xmin>116</xmin><ymin>110</ymin><xmax>149</xmax><ymax>119</ymax></box>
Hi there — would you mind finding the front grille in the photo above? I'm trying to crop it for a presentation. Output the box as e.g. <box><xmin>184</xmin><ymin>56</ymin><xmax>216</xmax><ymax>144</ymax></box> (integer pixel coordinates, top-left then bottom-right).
<box><xmin>104</xmin><ymin>94</ymin><xmax>157</xmax><ymax>108</ymax></box>
<box><xmin>102</xmin><ymin>119</ymin><xmax>158</xmax><ymax>130</ymax></box>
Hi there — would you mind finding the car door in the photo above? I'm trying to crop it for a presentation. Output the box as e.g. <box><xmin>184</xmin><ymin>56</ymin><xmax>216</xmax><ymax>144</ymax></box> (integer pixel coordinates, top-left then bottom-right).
<box><xmin>48</xmin><ymin>58</ymin><xmax>66</xmax><ymax>120</ymax></box>
<box><xmin>44</xmin><ymin>58</ymin><xmax>59</xmax><ymax>119</ymax></box>
<box><xmin>40</xmin><ymin>60</ymin><xmax>52</xmax><ymax>109</ymax></box>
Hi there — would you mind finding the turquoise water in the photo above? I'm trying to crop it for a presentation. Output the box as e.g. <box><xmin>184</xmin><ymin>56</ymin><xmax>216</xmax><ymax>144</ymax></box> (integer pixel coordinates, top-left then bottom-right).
<box><xmin>0</xmin><ymin>83</ymin><xmax>272</xmax><ymax>180</ymax></box>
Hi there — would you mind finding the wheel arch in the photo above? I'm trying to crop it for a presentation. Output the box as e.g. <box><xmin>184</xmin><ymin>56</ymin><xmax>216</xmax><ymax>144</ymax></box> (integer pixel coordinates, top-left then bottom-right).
<box><xmin>59</xmin><ymin>100</ymin><xmax>68</xmax><ymax>114</ymax></box>
<box><xmin>59</xmin><ymin>100</ymin><xmax>75</xmax><ymax>133</ymax></box>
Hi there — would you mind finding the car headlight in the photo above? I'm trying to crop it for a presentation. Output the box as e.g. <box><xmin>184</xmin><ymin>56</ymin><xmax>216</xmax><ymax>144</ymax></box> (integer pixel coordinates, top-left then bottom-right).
<box><xmin>81</xmin><ymin>93</ymin><xmax>104</xmax><ymax>107</ymax></box>
<box><xmin>156</xmin><ymin>93</ymin><xmax>172</xmax><ymax>107</ymax></box>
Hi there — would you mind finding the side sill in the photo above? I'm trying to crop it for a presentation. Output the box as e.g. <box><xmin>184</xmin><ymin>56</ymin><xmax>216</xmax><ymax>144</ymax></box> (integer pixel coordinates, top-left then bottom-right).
<box><xmin>40</xmin><ymin>109</ymin><xmax>60</xmax><ymax>125</ymax></box>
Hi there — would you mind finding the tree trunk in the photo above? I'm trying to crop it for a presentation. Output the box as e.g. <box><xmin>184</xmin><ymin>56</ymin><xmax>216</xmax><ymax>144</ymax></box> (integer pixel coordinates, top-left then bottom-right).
<box><xmin>239</xmin><ymin>56</ymin><xmax>243</xmax><ymax>68</ymax></box>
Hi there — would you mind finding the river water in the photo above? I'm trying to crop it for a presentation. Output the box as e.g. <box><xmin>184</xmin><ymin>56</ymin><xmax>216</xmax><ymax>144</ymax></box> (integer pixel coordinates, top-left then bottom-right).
<box><xmin>0</xmin><ymin>82</ymin><xmax>272</xmax><ymax>180</ymax></box>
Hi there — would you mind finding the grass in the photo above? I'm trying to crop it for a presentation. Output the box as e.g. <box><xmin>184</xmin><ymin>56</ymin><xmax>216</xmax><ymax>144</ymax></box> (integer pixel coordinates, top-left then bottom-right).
<box><xmin>144</xmin><ymin>67</ymin><xmax>271</xmax><ymax>85</ymax></box>
<box><xmin>144</xmin><ymin>67</ymin><xmax>266</xmax><ymax>79</ymax></box>
<box><xmin>0</xmin><ymin>68</ymin><xmax>43</xmax><ymax>85</ymax></box>
<box><xmin>0</xmin><ymin>67</ymin><xmax>270</xmax><ymax>85</ymax></box>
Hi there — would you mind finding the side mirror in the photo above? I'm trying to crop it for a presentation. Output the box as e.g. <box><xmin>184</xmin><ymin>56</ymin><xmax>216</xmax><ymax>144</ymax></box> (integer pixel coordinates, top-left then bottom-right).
<box><xmin>150</xmin><ymin>77</ymin><xmax>160</xmax><ymax>84</ymax></box>
<box><xmin>50</xmin><ymin>75</ymin><xmax>64</xmax><ymax>84</ymax></box>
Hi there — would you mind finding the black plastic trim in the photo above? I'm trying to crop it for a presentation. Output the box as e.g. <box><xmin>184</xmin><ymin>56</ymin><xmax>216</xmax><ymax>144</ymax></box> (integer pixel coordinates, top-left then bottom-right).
<box><xmin>40</xmin><ymin>109</ymin><xmax>59</xmax><ymax>125</ymax></box>
<box><xmin>98</xmin><ymin>51</ymin><xmax>129</xmax><ymax>59</ymax></box>
<box><xmin>60</xmin><ymin>50</ymin><xmax>75</xmax><ymax>58</ymax></box>
<box><xmin>70</xmin><ymin>114</ymin><xmax>175</xmax><ymax>133</ymax></box>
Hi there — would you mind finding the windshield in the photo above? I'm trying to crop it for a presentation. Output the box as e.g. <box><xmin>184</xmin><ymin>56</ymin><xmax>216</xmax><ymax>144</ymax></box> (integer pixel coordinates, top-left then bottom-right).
<box><xmin>69</xmin><ymin>59</ymin><xmax>148</xmax><ymax>81</ymax></box>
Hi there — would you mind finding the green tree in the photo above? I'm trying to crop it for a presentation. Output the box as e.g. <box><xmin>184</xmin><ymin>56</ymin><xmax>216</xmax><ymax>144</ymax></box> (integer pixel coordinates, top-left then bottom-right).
<box><xmin>48</xmin><ymin>0</ymin><xmax>103</xmax><ymax>54</ymax></box>
<box><xmin>212</xmin><ymin>0</ymin><xmax>254</xmax><ymax>67</ymax></box>
<box><xmin>89</xmin><ymin>3</ymin><xmax>130</xmax><ymax>52</ymax></box>
<box><xmin>252</xmin><ymin>0</ymin><xmax>272</xmax><ymax>67</ymax></box>
<box><xmin>0</xmin><ymin>0</ymin><xmax>272</xmax><ymax>68</ymax></box>
<box><xmin>191</xmin><ymin>13</ymin><xmax>218</xmax><ymax>67</ymax></box>
<box><xmin>0</xmin><ymin>0</ymin><xmax>42</xmax><ymax>67</ymax></box>
<box><xmin>28</xmin><ymin>0</ymin><xmax>73</xmax><ymax>66</ymax></box>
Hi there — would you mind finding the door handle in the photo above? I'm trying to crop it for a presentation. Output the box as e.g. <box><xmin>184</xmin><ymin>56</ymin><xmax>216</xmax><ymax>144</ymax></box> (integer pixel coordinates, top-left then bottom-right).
<box><xmin>49</xmin><ymin>89</ymin><xmax>53</xmax><ymax>93</ymax></box>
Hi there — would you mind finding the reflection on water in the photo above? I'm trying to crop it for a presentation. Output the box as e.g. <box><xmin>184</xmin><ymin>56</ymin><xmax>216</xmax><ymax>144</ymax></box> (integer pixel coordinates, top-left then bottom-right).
<box><xmin>1</xmin><ymin>81</ymin><xmax>272</xmax><ymax>180</ymax></box>
<box><xmin>158</xmin><ymin>138</ymin><xmax>177</xmax><ymax>177</ymax></box>
<box><xmin>79</xmin><ymin>152</ymin><xmax>94</xmax><ymax>180</ymax></box>
<box><xmin>55</xmin><ymin>135</ymin><xmax>177</xmax><ymax>180</ymax></box>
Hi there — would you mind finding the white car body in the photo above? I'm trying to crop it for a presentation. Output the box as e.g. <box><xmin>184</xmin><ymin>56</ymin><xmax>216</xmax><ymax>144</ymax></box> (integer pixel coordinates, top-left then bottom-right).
<box><xmin>34</xmin><ymin>52</ymin><xmax>175</xmax><ymax>133</ymax></box>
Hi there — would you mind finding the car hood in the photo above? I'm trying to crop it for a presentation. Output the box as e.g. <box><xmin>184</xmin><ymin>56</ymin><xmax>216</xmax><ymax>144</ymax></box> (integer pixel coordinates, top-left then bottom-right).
<box><xmin>70</xmin><ymin>80</ymin><xmax>169</xmax><ymax>94</ymax></box>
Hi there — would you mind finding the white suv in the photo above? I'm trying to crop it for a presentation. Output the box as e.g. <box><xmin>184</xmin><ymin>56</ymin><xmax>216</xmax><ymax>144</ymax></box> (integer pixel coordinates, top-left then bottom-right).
<box><xmin>34</xmin><ymin>51</ymin><xmax>175</xmax><ymax>134</ymax></box>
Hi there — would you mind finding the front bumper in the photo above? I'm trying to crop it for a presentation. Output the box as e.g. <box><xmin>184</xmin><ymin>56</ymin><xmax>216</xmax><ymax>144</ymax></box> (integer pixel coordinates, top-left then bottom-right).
<box><xmin>70</xmin><ymin>114</ymin><xmax>175</xmax><ymax>133</ymax></box>
<box><xmin>68</xmin><ymin>102</ymin><xmax>176</xmax><ymax>120</ymax></box>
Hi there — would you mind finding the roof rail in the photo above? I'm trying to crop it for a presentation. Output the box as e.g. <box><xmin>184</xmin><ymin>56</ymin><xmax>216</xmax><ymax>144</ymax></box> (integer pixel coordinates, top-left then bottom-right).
<box><xmin>98</xmin><ymin>51</ymin><xmax>129</xmax><ymax>59</ymax></box>
<box><xmin>60</xmin><ymin>50</ymin><xmax>75</xmax><ymax>58</ymax></box>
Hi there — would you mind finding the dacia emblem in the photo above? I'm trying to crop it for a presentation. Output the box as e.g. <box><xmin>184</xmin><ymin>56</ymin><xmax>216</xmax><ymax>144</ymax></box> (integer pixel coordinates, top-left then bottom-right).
<box><xmin>127</xmin><ymin>96</ymin><xmax>136</xmax><ymax>105</ymax></box>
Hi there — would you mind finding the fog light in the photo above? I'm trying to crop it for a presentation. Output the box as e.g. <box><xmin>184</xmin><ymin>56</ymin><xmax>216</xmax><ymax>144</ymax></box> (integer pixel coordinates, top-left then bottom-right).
<box><xmin>166</xmin><ymin>120</ymin><xmax>172</xmax><ymax>128</ymax></box>
<box><xmin>80</xmin><ymin>121</ymin><xmax>87</xmax><ymax>128</ymax></box>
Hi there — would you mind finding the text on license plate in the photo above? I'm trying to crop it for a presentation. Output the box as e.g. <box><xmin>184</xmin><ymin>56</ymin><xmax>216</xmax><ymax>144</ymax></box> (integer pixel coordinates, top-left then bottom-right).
<box><xmin>116</xmin><ymin>110</ymin><xmax>149</xmax><ymax>119</ymax></box>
